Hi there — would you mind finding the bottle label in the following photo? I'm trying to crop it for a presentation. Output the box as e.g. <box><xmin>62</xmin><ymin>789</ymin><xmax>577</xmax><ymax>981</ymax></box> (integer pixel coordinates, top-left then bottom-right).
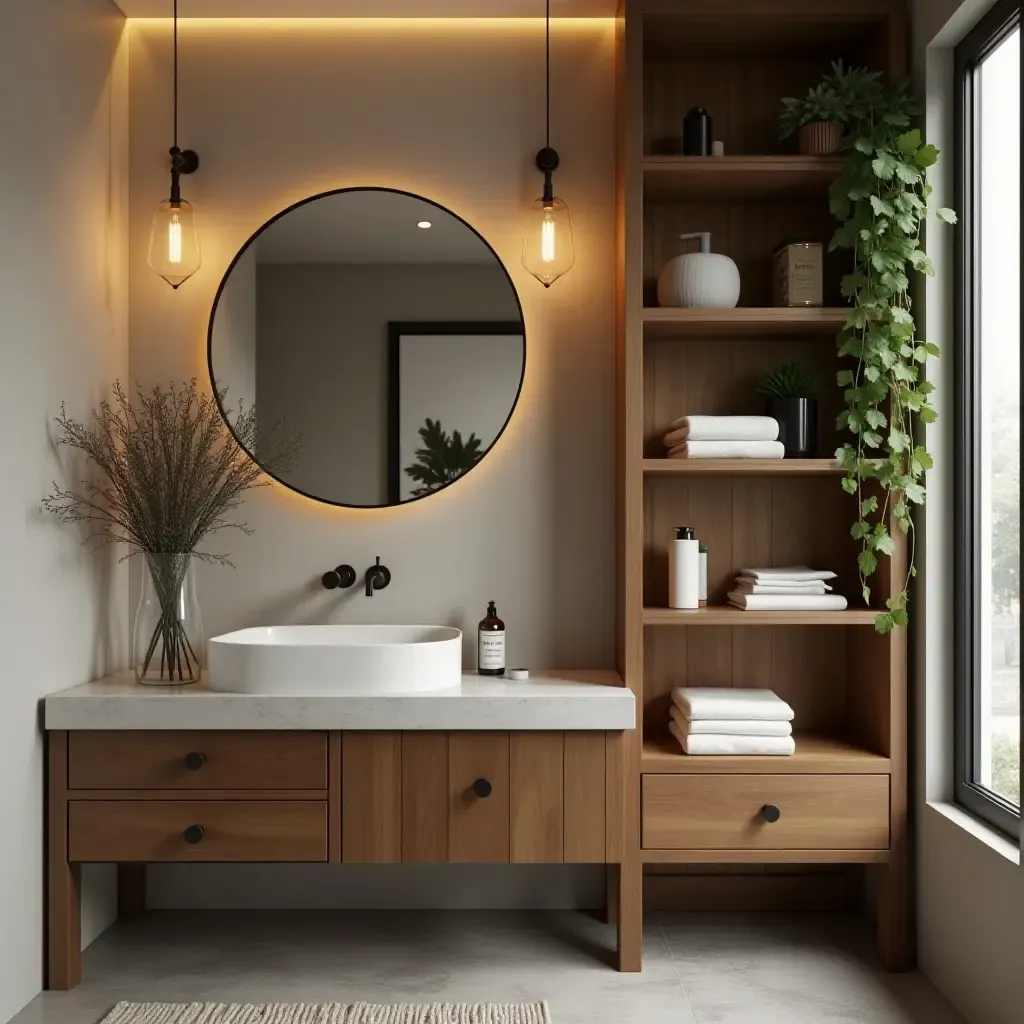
<box><xmin>479</xmin><ymin>631</ymin><xmax>505</xmax><ymax>670</ymax></box>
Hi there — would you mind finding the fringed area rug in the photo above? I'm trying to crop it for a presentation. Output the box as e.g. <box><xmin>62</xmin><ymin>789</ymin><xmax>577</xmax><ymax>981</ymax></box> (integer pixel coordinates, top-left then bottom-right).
<box><xmin>101</xmin><ymin>1003</ymin><xmax>551</xmax><ymax>1024</ymax></box>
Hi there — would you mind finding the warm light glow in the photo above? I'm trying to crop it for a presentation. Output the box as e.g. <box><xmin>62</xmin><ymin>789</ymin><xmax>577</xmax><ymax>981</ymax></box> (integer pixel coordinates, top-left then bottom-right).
<box><xmin>541</xmin><ymin>209</ymin><xmax>556</xmax><ymax>263</ymax></box>
<box><xmin>148</xmin><ymin>199</ymin><xmax>201</xmax><ymax>289</ymax></box>
<box><xmin>522</xmin><ymin>196</ymin><xmax>574</xmax><ymax>287</ymax></box>
<box><xmin>417</xmin><ymin>220</ymin><xmax>432</xmax><ymax>229</ymax></box>
<box><xmin>168</xmin><ymin>212</ymin><xmax>183</xmax><ymax>264</ymax></box>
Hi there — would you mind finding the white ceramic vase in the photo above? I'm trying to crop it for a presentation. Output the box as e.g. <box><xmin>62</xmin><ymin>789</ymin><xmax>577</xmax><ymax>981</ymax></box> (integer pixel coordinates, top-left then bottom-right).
<box><xmin>657</xmin><ymin>231</ymin><xmax>741</xmax><ymax>308</ymax></box>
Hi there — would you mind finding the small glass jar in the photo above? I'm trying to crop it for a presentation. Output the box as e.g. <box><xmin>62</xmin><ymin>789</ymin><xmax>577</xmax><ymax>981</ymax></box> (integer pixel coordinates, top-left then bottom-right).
<box><xmin>133</xmin><ymin>552</ymin><xmax>204</xmax><ymax>685</ymax></box>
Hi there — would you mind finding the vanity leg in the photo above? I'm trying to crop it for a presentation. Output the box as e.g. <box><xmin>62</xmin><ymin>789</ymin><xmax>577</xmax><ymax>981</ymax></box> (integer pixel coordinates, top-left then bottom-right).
<box><xmin>118</xmin><ymin>864</ymin><xmax>146</xmax><ymax>921</ymax></box>
<box><xmin>877</xmin><ymin>854</ymin><xmax>911</xmax><ymax>971</ymax></box>
<box><xmin>46</xmin><ymin>731</ymin><xmax>81</xmax><ymax>989</ymax></box>
<box><xmin>603</xmin><ymin>865</ymin><xmax>618</xmax><ymax>925</ymax></box>
<box><xmin>616</xmin><ymin>860</ymin><xmax>643</xmax><ymax>973</ymax></box>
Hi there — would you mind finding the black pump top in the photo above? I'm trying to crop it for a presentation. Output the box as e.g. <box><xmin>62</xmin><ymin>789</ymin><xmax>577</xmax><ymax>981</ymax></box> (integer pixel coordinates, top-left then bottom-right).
<box><xmin>675</xmin><ymin>527</ymin><xmax>695</xmax><ymax>540</ymax></box>
<box><xmin>487</xmin><ymin>600</ymin><xmax>498</xmax><ymax>617</ymax></box>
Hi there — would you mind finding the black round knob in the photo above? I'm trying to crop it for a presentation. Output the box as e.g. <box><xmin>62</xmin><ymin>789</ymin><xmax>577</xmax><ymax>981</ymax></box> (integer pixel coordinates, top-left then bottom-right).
<box><xmin>472</xmin><ymin>778</ymin><xmax>493</xmax><ymax>798</ymax></box>
<box><xmin>184</xmin><ymin>752</ymin><xmax>205</xmax><ymax>771</ymax></box>
<box><xmin>322</xmin><ymin>565</ymin><xmax>356</xmax><ymax>590</ymax></box>
<box><xmin>322</xmin><ymin>571</ymin><xmax>342</xmax><ymax>590</ymax></box>
<box><xmin>183</xmin><ymin>824</ymin><xmax>205</xmax><ymax>845</ymax></box>
<box><xmin>761</xmin><ymin>804</ymin><xmax>781</xmax><ymax>824</ymax></box>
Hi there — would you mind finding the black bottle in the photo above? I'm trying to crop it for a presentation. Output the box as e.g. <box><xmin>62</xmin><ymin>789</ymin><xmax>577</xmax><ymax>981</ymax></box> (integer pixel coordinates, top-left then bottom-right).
<box><xmin>683</xmin><ymin>107</ymin><xmax>713</xmax><ymax>156</ymax></box>
<box><xmin>478</xmin><ymin>600</ymin><xmax>506</xmax><ymax>677</ymax></box>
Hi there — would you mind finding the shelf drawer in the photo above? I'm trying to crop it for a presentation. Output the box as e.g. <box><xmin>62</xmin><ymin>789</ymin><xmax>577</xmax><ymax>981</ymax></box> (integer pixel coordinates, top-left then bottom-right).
<box><xmin>68</xmin><ymin>800</ymin><xmax>328</xmax><ymax>862</ymax></box>
<box><xmin>68</xmin><ymin>731</ymin><xmax>328</xmax><ymax>791</ymax></box>
<box><xmin>642</xmin><ymin>774</ymin><xmax>889</xmax><ymax>851</ymax></box>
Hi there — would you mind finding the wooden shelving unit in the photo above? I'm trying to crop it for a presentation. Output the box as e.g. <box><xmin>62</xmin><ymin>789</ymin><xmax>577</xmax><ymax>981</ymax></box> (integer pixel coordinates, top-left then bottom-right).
<box><xmin>613</xmin><ymin>0</ymin><xmax>909</xmax><ymax>975</ymax></box>
<box><xmin>642</xmin><ymin>306</ymin><xmax>850</xmax><ymax>339</ymax></box>
<box><xmin>642</xmin><ymin>457</ymin><xmax>842</xmax><ymax>476</ymax></box>
<box><xmin>641</xmin><ymin>606</ymin><xmax>880</xmax><ymax>627</ymax></box>
<box><xmin>642</xmin><ymin>155</ymin><xmax>843</xmax><ymax>202</ymax></box>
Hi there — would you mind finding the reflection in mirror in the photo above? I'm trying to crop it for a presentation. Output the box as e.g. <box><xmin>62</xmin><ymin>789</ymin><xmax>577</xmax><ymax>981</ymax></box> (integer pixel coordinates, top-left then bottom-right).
<box><xmin>209</xmin><ymin>189</ymin><xmax>525</xmax><ymax>508</ymax></box>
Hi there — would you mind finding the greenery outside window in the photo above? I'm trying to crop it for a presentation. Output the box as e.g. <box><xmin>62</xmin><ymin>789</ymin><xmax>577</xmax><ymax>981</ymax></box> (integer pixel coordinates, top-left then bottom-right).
<box><xmin>954</xmin><ymin>0</ymin><xmax>1021</xmax><ymax>837</ymax></box>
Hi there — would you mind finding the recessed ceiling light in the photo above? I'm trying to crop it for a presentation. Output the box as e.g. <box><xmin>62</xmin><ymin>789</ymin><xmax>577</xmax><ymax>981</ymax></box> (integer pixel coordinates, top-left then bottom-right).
<box><xmin>417</xmin><ymin>220</ymin><xmax>432</xmax><ymax>229</ymax></box>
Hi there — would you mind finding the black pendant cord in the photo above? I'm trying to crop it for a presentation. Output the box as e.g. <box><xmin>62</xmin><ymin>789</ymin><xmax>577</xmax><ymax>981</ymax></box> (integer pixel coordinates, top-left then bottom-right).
<box><xmin>167</xmin><ymin>0</ymin><xmax>198</xmax><ymax>205</ymax></box>
<box><xmin>536</xmin><ymin>0</ymin><xmax>558</xmax><ymax>206</ymax></box>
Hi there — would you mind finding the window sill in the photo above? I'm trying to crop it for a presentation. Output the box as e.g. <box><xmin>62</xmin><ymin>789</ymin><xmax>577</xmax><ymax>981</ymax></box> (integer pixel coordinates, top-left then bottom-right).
<box><xmin>926</xmin><ymin>801</ymin><xmax>1021</xmax><ymax>865</ymax></box>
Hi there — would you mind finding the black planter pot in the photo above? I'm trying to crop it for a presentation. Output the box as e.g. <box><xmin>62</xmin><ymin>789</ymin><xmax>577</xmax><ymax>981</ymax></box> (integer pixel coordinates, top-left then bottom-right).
<box><xmin>768</xmin><ymin>397</ymin><xmax>818</xmax><ymax>458</ymax></box>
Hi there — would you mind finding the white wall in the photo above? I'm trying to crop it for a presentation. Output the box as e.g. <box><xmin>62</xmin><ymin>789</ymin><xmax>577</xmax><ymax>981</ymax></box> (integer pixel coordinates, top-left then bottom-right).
<box><xmin>913</xmin><ymin>2</ymin><xmax>1024</xmax><ymax>1022</ymax></box>
<box><xmin>0</xmin><ymin>0</ymin><xmax>129</xmax><ymax>1018</ymax></box>
<box><xmin>128</xmin><ymin>18</ymin><xmax>616</xmax><ymax>908</ymax></box>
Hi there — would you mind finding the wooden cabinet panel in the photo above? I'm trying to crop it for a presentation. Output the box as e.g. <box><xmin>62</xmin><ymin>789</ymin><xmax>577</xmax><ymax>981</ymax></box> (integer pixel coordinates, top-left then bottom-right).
<box><xmin>448</xmin><ymin>733</ymin><xmax>509</xmax><ymax>863</ymax></box>
<box><xmin>511</xmin><ymin>733</ymin><xmax>564</xmax><ymax>863</ymax></box>
<box><xmin>402</xmin><ymin>733</ymin><xmax>448</xmax><ymax>863</ymax></box>
<box><xmin>341</xmin><ymin>733</ymin><xmax>401</xmax><ymax>863</ymax></box>
<box><xmin>642</xmin><ymin>774</ymin><xmax>890</xmax><ymax>851</ymax></box>
<box><xmin>69</xmin><ymin>800</ymin><xmax>327</xmax><ymax>862</ymax></box>
<box><xmin>564</xmin><ymin>732</ymin><xmax>607</xmax><ymax>863</ymax></box>
<box><xmin>68</xmin><ymin>731</ymin><xmax>327</xmax><ymax>791</ymax></box>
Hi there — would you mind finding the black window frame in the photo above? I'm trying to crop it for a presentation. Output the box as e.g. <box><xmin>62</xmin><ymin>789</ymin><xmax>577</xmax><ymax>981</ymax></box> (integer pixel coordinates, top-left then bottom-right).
<box><xmin>953</xmin><ymin>0</ymin><xmax>1021</xmax><ymax>839</ymax></box>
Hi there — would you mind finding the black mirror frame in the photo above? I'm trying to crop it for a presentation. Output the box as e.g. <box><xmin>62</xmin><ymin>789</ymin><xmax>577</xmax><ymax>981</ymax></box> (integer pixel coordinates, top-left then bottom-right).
<box><xmin>207</xmin><ymin>186</ymin><xmax>527</xmax><ymax>510</ymax></box>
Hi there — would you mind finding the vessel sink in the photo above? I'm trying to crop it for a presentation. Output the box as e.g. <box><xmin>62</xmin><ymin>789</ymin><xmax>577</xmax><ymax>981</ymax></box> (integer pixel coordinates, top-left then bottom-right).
<box><xmin>207</xmin><ymin>625</ymin><xmax>462</xmax><ymax>694</ymax></box>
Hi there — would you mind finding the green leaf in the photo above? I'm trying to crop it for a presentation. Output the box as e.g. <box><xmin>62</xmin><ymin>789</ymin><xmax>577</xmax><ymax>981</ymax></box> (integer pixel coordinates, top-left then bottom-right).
<box><xmin>872</xmin><ymin>152</ymin><xmax>897</xmax><ymax>180</ymax></box>
<box><xmin>875</xmin><ymin>612</ymin><xmax>895</xmax><ymax>634</ymax></box>
<box><xmin>841</xmin><ymin>475</ymin><xmax>858</xmax><ymax>495</ymax></box>
<box><xmin>890</xmin><ymin>307</ymin><xmax>913</xmax><ymax>325</ymax></box>
<box><xmin>875</xmin><ymin>533</ymin><xmax>896</xmax><ymax>556</ymax></box>
<box><xmin>891</xmin><ymin>608</ymin><xmax>909</xmax><ymax>628</ymax></box>
<box><xmin>851</xmin><ymin>521</ymin><xmax>871</xmax><ymax>540</ymax></box>
<box><xmin>936</xmin><ymin>206</ymin><xmax>958</xmax><ymax>224</ymax></box>
<box><xmin>862</xmin><ymin>585</ymin><xmax>872</xmax><ymax>605</ymax></box>
<box><xmin>863</xmin><ymin>430</ymin><xmax>882</xmax><ymax>448</ymax></box>
<box><xmin>860</xmin><ymin>496</ymin><xmax>878</xmax><ymax>516</ymax></box>
<box><xmin>855</xmin><ymin>136</ymin><xmax>874</xmax><ymax>154</ymax></box>
<box><xmin>888</xmin><ymin>429</ymin><xmax>910</xmax><ymax>453</ymax></box>
<box><xmin>895</xmin><ymin>161</ymin><xmax>921</xmax><ymax>184</ymax></box>
<box><xmin>897</xmin><ymin>128</ymin><xmax>922</xmax><ymax>154</ymax></box>
<box><xmin>836</xmin><ymin>369</ymin><xmax>854</xmax><ymax>387</ymax></box>
<box><xmin>859</xmin><ymin>549</ymin><xmax>878</xmax><ymax>577</ymax></box>
<box><xmin>919</xmin><ymin>406</ymin><xmax>938</xmax><ymax>424</ymax></box>
<box><xmin>904</xmin><ymin>480</ymin><xmax>926</xmax><ymax>504</ymax></box>
<box><xmin>915</xmin><ymin>143</ymin><xmax>939</xmax><ymax>168</ymax></box>
<box><xmin>864</xmin><ymin>408</ymin><xmax>887</xmax><ymax>429</ymax></box>
<box><xmin>913</xmin><ymin>446</ymin><xmax>934</xmax><ymax>470</ymax></box>
<box><xmin>870</xmin><ymin>195</ymin><xmax>895</xmax><ymax>217</ymax></box>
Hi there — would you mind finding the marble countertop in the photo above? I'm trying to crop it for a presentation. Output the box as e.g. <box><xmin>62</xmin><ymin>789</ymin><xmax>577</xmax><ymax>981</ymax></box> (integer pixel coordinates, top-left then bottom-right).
<box><xmin>44</xmin><ymin>669</ymin><xmax>635</xmax><ymax>731</ymax></box>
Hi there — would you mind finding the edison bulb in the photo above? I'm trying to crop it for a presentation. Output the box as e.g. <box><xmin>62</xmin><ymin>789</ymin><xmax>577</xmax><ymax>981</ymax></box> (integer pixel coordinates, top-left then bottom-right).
<box><xmin>522</xmin><ymin>196</ymin><xmax>574</xmax><ymax>287</ymax></box>
<box><xmin>148</xmin><ymin>198</ymin><xmax>201</xmax><ymax>289</ymax></box>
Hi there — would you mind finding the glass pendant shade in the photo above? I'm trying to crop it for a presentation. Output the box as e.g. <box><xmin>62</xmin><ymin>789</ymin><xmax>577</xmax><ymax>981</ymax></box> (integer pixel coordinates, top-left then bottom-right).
<box><xmin>148</xmin><ymin>198</ymin><xmax>201</xmax><ymax>288</ymax></box>
<box><xmin>521</xmin><ymin>197</ymin><xmax>574</xmax><ymax>288</ymax></box>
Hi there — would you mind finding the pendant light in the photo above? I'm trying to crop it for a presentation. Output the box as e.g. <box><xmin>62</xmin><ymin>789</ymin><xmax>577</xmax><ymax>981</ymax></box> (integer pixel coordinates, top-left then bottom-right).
<box><xmin>522</xmin><ymin>0</ymin><xmax>575</xmax><ymax>288</ymax></box>
<box><xmin>148</xmin><ymin>0</ymin><xmax>201</xmax><ymax>289</ymax></box>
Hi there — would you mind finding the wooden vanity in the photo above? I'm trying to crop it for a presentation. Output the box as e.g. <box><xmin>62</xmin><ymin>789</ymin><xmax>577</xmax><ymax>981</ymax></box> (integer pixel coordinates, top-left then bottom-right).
<box><xmin>44</xmin><ymin>671</ymin><xmax>635</xmax><ymax>988</ymax></box>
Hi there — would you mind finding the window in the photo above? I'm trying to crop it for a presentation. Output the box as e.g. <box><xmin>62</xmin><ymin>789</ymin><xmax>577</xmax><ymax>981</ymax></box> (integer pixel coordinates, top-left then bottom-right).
<box><xmin>954</xmin><ymin>0</ymin><xmax>1021</xmax><ymax>837</ymax></box>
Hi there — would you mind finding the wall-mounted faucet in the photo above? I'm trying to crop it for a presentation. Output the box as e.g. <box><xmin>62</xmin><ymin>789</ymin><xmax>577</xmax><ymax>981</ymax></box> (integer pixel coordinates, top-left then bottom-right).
<box><xmin>364</xmin><ymin>556</ymin><xmax>392</xmax><ymax>597</ymax></box>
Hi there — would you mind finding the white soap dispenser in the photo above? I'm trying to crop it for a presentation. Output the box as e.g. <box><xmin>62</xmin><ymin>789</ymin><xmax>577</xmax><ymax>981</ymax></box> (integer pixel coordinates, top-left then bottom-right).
<box><xmin>657</xmin><ymin>231</ymin><xmax>741</xmax><ymax>309</ymax></box>
<box><xmin>669</xmin><ymin>526</ymin><xmax>700</xmax><ymax>610</ymax></box>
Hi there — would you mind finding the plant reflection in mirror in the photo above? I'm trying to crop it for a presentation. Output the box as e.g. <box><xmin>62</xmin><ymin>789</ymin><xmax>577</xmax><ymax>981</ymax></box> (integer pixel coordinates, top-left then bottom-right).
<box><xmin>404</xmin><ymin>417</ymin><xmax>483</xmax><ymax>498</ymax></box>
<box><xmin>43</xmin><ymin>380</ymin><xmax>299</xmax><ymax>682</ymax></box>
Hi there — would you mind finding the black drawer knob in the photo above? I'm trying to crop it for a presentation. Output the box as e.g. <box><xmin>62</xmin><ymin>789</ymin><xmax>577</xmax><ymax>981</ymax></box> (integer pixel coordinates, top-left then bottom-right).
<box><xmin>183</xmin><ymin>824</ymin><xmax>205</xmax><ymax>845</ymax></box>
<box><xmin>184</xmin><ymin>752</ymin><xmax>205</xmax><ymax>771</ymax></box>
<box><xmin>760</xmin><ymin>804</ymin><xmax>781</xmax><ymax>824</ymax></box>
<box><xmin>472</xmin><ymin>778</ymin><xmax>493</xmax><ymax>798</ymax></box>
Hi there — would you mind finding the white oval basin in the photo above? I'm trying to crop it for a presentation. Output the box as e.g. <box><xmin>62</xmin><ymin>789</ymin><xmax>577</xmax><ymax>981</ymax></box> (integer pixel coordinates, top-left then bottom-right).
<box><xmin>207</xmin><ymin>625</ymin><xmax>463</xmax><ymax>694</ymax></box>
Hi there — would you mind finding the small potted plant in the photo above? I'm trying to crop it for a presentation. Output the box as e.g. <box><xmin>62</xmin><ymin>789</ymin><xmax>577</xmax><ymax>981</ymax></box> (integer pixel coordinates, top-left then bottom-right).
<box><xmin>779</xmin><ymin>61</ymin><xmax>881</xmax><ymax>156</ymax></box>
<box><xmin>757</xmin><ymin>362</ymin><xmax>819</xmax><ymax>459</ymax></box>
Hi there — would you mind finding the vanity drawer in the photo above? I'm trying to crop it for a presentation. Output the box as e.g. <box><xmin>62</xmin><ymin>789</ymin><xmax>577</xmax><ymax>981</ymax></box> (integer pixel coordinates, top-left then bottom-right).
<box><xmin>641</xmin><ymin>774</ymin><xmax>890</xmax><ymax>851</ymax></box>
<box><xmin>68</xmin><ymin>800</ymin><xmax>328</xmax><ymax>862</ymax></box>
<box><xmin>68</xmin><ymin>731</ymin><xmax>328</xmax><ymax>791</ymax></box>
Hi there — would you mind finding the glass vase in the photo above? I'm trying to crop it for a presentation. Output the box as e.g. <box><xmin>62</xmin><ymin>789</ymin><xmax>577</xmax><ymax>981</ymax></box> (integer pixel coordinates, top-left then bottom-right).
<box><xmin>133</xmin><ymin>553</ymin><xmax>204</xmax><ymax>685</ymax></box>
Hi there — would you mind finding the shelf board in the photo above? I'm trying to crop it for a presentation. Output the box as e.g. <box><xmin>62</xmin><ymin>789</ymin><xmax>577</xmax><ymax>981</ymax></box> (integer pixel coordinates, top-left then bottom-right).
<box><xmin>643</xmin><ymin>307</ymin><xmax>849</xmax><ymax>340</ymax></box>
<box><xmin>643</xmin><ymin>458</ymin><xmax>842</xmax><ymax>476</ymax></box>
<box><xmin>642</xmin><ymin>731</ymin><xmax>891</xmax><ymax>775</ymax></box>
<box><xmin>642</xmin><ymin>606</ymin><xmax>879</xmax><ymax>627</ymax></box>
<box><xmin>643</xmin><ymin>155</ymin><xmax>843</xmax><ymax>203</ymax></box>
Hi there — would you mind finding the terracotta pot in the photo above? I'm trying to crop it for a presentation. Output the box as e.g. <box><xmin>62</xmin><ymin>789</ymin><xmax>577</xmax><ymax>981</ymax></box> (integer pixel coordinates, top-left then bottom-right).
<box><xmin>798</xmin><ymin>121</ymin><xmax>843</xmax><ymax>156</ymax></box>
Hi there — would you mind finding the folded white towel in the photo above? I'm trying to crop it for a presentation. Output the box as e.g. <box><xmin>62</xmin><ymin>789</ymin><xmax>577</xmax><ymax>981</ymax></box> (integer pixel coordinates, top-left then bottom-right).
<box><xmin>672</xmin><ymin>686</ymin><xmax>794</xmax><ymax>722</ymax></box>
<box><xmin>669</xmin><ymin>719</ymin><xmax>796</xmax><ymax>756</ymax></box>
<box><xmin>733</xmin><ymin>581</ymin><xmax>832</xmax><ymax>596</ymax></box>
<box><xmin>666</xmin><ymin>440</ymin><xmax>786</xmax><ymax>460</ymax></box>
<box><xmin>669</xmin><ymin>704</ymin><xmax>793</xmax><ymax>737</ymax></box>
<box><xmin>664</xmin><ymin>415</ymin><xmax>779</xmax><ymax>447</ymax></box>
<box><xmin>738</xmin><ymin>565</ymin><xmax>838</xmax><ymax>583</ymax></box>
<box><xmin>728</xmin><ymin>591</ymin><xmax>849</xmax><ymax>611</ymax></box>
<box><xmin>735</xmin><ymin>576</ymin><xmax>833</xmax><ymax>592</ymax></box>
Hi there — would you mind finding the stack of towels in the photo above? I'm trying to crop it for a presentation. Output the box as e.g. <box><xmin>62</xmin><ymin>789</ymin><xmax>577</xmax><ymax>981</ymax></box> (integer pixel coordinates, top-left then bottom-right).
<box><xmin>669</xmin><ymin>687</ymin><xmax>795</xmax><ymax>756</ymax></box>
<box><xmin>728</xmin><ymin>566</ymin><xmax>848</xmax><ymax>612</ymax></box>
<box><xmin>663</xmin><ymin>415</ymin><xmax>784</xmax><ymax>460</ymax></box>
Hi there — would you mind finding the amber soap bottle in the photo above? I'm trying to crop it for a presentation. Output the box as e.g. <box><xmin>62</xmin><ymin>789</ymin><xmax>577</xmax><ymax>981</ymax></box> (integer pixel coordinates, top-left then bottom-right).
<box><xmin>478</xmin><ymin>600</ymin><xmax>506</xmax><ymax>676</ymax></box>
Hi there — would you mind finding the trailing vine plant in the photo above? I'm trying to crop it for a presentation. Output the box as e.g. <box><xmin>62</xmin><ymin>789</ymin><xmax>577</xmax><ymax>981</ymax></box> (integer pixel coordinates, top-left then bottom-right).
<box><xmin>783</xmin><ymin>69</ymin><xmax>956</xmax><ymax>634</ymax></box>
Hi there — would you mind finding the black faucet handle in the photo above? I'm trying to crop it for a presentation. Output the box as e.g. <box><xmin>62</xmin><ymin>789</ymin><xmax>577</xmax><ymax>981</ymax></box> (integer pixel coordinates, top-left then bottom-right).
<box><xmin>364</xmin><ymin>557</ymin><xmax>392</xmax><ymax>596</ymax></box>
<box><xmin>322</xmin><ymin>564</ymin><xmax>356</xmax><ymax>590</ymax></box>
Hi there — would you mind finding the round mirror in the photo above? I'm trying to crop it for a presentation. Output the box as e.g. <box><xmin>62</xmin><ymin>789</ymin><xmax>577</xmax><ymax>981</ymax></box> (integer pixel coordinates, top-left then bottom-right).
<box><xmin>208</xmin><ymin>188</ymin><xmax>525</xmax><ymax>508</ymax></box>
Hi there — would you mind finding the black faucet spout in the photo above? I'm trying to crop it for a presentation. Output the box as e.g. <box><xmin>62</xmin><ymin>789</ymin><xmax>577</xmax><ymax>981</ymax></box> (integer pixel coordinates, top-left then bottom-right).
<box><xmin>364</xmin><ymin>556</ymin><xmax>392</xmax><ymax>597</ymax></box>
